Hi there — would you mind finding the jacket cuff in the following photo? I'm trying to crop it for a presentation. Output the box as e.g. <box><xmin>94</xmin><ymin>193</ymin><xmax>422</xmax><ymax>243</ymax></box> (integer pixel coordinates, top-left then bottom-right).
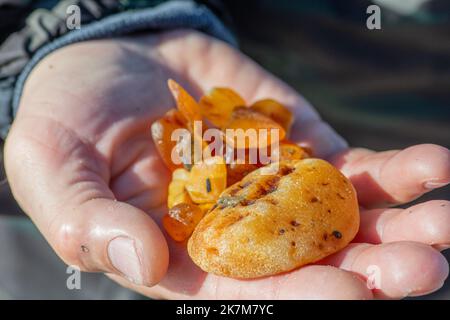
<box><xmin>2</xmin><ymin>0</ymin><xmax>236</xmax><ymax>138</ymax></box>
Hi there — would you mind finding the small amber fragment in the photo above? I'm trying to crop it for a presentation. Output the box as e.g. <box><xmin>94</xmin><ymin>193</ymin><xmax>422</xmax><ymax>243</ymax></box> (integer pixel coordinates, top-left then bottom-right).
<box><xmin>163</xmin><ymin>203</ymin><xmax>204</xmax><ymax>242</ymax></box>
<box><xmin>151</xmin><ymin>109</ymin><xmax>188</xmax><ymax>171</ymax></box>
<box><xmin>199</xmin><ymin>87</ymin><xmax>246</xmax><ymax>128</ymax></box>
<box><xmin>250</xmin><ymin>99</ymin><xmax>294</xmax><ymax>135</ymax></box>
<box><xmin>167</xmin><ymin>168</ymin><xmax>192</xmax><ymax>208</ymax></box>
<box><xmin>168</xmin><ymin>79</ymin><xmax>202</xmax><ymax>125</ymax></box>
<box><xmin>173</xmin><ymin>167</ymin><xmax>190</xmax><ymax>180</ymax></box>
<box><xmin>274</xmin><ymin>141</ymin><xmax>311</xmax><ymax>162</ymax></box>
<box><xmin>226</xmin><ymin>162</ymin><xmax>260</xmax><ymax>186</ymax></box>
<box><xmin>225</xmin><ymin>107</ymin><xmax>286</xmax><ymax>149</ymax></box>
<box><xmin>168</xmin><ymin>80</ymin><xmax>214</xmax><ymax>168</ymax></box>
<box><xmin>185</xmin><ymin>156</ymin><xmax>227</xmax><ymax>204</ymax></box>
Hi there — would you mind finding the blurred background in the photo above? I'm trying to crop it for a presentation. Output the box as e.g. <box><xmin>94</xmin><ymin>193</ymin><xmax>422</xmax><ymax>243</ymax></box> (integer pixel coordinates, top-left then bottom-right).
<box><xmin>0</xmin><ymin>0</ymin><xmax>449</xmax><ymax>299</ymax></box>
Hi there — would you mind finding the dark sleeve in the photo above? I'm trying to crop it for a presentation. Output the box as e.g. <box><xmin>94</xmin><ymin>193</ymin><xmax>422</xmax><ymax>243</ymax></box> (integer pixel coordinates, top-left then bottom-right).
<box><xmin>0</xmin><ymin>0</ymin><xmax>236</xmax><ymax>139</ymax></box>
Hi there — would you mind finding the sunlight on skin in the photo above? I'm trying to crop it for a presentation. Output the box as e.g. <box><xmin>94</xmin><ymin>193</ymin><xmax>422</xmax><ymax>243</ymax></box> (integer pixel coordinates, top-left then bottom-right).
<box><xmin>4</xmin><ymin>29</ymin><xmax>450</xmax><ymax>299</ymax></box>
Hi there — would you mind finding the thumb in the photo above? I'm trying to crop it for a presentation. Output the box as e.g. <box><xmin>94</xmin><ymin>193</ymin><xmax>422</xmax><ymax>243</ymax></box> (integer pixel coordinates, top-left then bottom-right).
<box><xmin>4</xmin><ymin>117</ymin><xmax>169</xmax><ymax>286</ymax></box>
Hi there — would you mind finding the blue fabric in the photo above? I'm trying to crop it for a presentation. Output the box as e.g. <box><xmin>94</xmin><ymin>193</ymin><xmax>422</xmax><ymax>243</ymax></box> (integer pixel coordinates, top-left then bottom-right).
<box><xmin>12</xmin><ymin>0</ymin><xmax>236</xmax><ymax>115</ymax></box>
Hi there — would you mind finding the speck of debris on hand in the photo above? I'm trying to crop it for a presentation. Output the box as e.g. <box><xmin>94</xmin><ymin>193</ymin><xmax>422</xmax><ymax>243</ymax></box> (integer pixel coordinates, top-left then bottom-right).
<box><xmin>81</xmin><ymin>245</ymin><xmax>89</xmax><ymax>253</ymax></box>
<box><xmin>332</xmin><ymin>230</ymin><xmax>342</xmax><ymax>239</ymax></box>
<box><xmin>206</xmin><ymin>178</ymin><xmax>212</xmax><ymax>193</ymax></box>
<box><xmin>279</xmin><ymin>229</ymin><xmax>286</xmax><ymax>235</ymax></box>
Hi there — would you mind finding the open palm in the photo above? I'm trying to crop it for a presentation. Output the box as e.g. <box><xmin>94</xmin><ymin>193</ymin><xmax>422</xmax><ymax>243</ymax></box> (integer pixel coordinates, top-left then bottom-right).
<box><xmin>5</xmin><ymin>30</ymin><xmax>449</xmax><ymax>299</ymax></box>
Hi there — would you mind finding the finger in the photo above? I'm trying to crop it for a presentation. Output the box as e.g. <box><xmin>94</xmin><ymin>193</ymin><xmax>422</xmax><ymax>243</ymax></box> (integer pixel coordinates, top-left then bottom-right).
<box><xmin>5</xmin><ymin>117</ymin><xmax>169</xmax><ymax>286</ymax></box>
<box><xmin>108</xmin><ymin>265</ymin><xmax>373</xmax><ymax>300</ymax></box>
<box><xmin>106</xmin><ymin>227</ymin><xmax>372</xmax><ymax>300</ymax></box>
<box><xmin>110</xmin><ymin>145</ymin><xmax>169</xmax><ymax>208</ymax></box>
<box><xmin>158</xmin><ymin>30</ymin><xmax>347</xmax><ymax>158</ymax></box>
<box><xmin>127</xmin><ymin>190</ymin><xmax>162</xmax><ymax>212</ymax></box>
<box><xmin>355</xmin><ymin>200</ymin><xmax>450</xmax><ymax>249</ymax></box>
<box><xmin>321</xmin><ymin>242</ymin><xmax>449</xmax><ymax>299</ymax></box>
<box><xmin>331</xmin><ymin>144</ymin><xmax>450</xmax><ymax>207</ymax></box>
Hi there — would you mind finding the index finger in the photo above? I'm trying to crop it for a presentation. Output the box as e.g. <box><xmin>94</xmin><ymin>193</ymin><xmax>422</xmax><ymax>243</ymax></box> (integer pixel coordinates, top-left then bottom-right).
<box><xmin>331</xmin><ymin>144</ymin><xmax>450</xmax><ymax>208</ymax></box>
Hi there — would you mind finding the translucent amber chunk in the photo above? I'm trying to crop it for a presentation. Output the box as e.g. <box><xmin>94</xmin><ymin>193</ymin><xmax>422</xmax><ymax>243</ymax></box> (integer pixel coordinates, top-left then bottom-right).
<box><xmin>151</xmin><ymin>109</ymin><xmax>187</xmax><ymax>171</ymax></box>
<box><xmin>251</xmin><ymin>99</ymin><xmax>294</xmax><ymax>134</ymax></box>
<box><xmin>167</xmin><ymin>168</ymin><xmax>192</xmax><ymax>208</ymax></box>
<box><xmin>168</xmin><ymin>79</ymin><xmax>202</xmax><ymax>125</ymax></box>
<box><xmin>185</xmin><ymin>156</ymin><xmax>227</xmax><ymax>204</ymax></box>
<box><xmin>163</xmin><ymin>203</ymin><xmax>204</xmax><ymax>242</ymax></box>
<box><xmin>275</xmin><ymin>141</ymin><xmax>311</xmax><ymax>161</ymax></box>
<box><xmin>226</xmin><ymin>162</ymin><xmax>260</xmax><ymax>186</ymax></box>
<box><xmin>225</xmin><ymin>107</ymin><xmax>286</xmax><ymax>149</ymax></box>
<box><xmin>199</xmin><ymin>87</ymin><xmax>246</xmax><ymax>128</ymax></box>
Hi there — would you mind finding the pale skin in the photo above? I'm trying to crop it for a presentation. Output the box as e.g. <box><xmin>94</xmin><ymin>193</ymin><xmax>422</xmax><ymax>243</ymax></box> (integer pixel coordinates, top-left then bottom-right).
<box><xmin>4</xmin><ymin>29</ymin><xmax>450</xmax><ymax>299</ymax></box>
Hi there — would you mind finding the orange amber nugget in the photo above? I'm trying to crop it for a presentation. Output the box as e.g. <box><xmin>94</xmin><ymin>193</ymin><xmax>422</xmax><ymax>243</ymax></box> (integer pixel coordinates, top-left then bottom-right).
<box><xmin>163</xmin><ymin>203</ymin><xmax>204</xmax><ymax>242</ymax></box>
<box><xmin>226</xmin><ymin>162</ymin><xmax>259</xmax><ymax>186</ymax></box>
<box><xmin>251</xmin><ymin>99</ymin><xmax>294</xmax><ymax>134</ymax></box>
<box><xmin>185</xmin><ymin>156</ymin><xmax>227</xmax><ymax>204</ymax></box>
<box><xmin>167</xmin><ymin>168</ymin><xmax>192</xmax><ymax>208</ymax></box>
<box><xmin>225</xmin><ymin>107</ymin><xmax>286</xmax><ymax>149</ymax></box>
<box><xmin>151</xmin><ymin>109</ymin><xmax>187</xmax><ymax>171</ymax></box>
<box><xmin>276</xmin><ymin>141</ymin><xmax>311</xmax><ymax>161</ymax></box>
<box><xmin>199</xmin><ymin>87</ymin><xmax>245</xmax><ymax>128</ymax></box>
<box><xmin>167</xmin><ymin>79</ymin><xmax>201</xmax><ymax>125</ymax></box>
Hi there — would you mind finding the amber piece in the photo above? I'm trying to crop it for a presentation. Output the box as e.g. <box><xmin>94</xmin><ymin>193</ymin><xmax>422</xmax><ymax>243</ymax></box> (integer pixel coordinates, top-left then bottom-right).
<box><xmin>188</xmin><ymin>159</ymin><xmax>360</xmax><ymax>278</ymax></box>
<box><xmin>185</xmin><ymin>156</ymin><xmax>227</xmax><ymax>204</ymax></box>
<box><xmin>225</xmin><ymin>142</ymin><xmax>309</xmax><ymax>186</ymax></box>
<box><xmin>199</xmin><ymin>87</ymin><xmax>246</xmax><ymax>128</ymax></box>
<box><xmin>167</xmin><ymin>168</ymin><xmax>192</xmax><ymax>208</ymax></box>
<box><xmin>172</xmin><ymin>167</ymin><xmax>190</xmax><ymax>181</ymax></box>
<box><xmin>225</xmin><ymin>107</ymin><xmax>286</xmax><ymax>149</ymax></box>
<box><xmin>168</xmin><ymin>79</ymin><xmax>202</xmax><ymax>125</ymax></box>
<box><xmin>163</xmin><ymin>203</ymin><xmax>204</xmax><ymax>242</ymax></box>
<box><xmin>151</xmin><ymin>109</ymin><xmax>188</xmax><ymax>171</ymax></box>
<box><xmin>274</xmin><ymin>141</ymin><xmax>311</xmax><ymax>162</ymax></box>
<box><xmin>250</xmin><ymin>99</ymin><xmax>294</xmax><ymax>135</ymax></box>
<box><xmin>168</xmin><ymin>79</ymin><xmax>214</xmax><ymax>168</ymax></box>
<box><xmin>226</xmin><ymin>162</ymin><xmax>260</xmax><ymax>186</ymax></box>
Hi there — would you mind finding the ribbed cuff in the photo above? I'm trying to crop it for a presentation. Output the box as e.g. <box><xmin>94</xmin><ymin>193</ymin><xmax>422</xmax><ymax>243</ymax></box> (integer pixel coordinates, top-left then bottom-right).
<box><xmin>11</xmin><ymin>0</ymin><xmax>236</xmax><ymax>118</ymax></box>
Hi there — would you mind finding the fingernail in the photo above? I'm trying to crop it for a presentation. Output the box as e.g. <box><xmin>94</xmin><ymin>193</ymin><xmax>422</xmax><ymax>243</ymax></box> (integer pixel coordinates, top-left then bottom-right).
<box><xmin>108</xmin><ymin>236</ymin><xmax>143</xmax><ymax>285</ymax></box>
<box><xmin>424</xmin><ymin>180</ymin><xmax>450</xmax><ymax>189</ymax></box>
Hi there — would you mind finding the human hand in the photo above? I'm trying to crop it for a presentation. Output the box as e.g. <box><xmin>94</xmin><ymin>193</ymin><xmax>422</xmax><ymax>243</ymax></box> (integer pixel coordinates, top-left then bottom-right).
<box><xmin>5</xmin><ymin>29</ymin><xmax>449</xmax><ymax>299</ymax></box>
